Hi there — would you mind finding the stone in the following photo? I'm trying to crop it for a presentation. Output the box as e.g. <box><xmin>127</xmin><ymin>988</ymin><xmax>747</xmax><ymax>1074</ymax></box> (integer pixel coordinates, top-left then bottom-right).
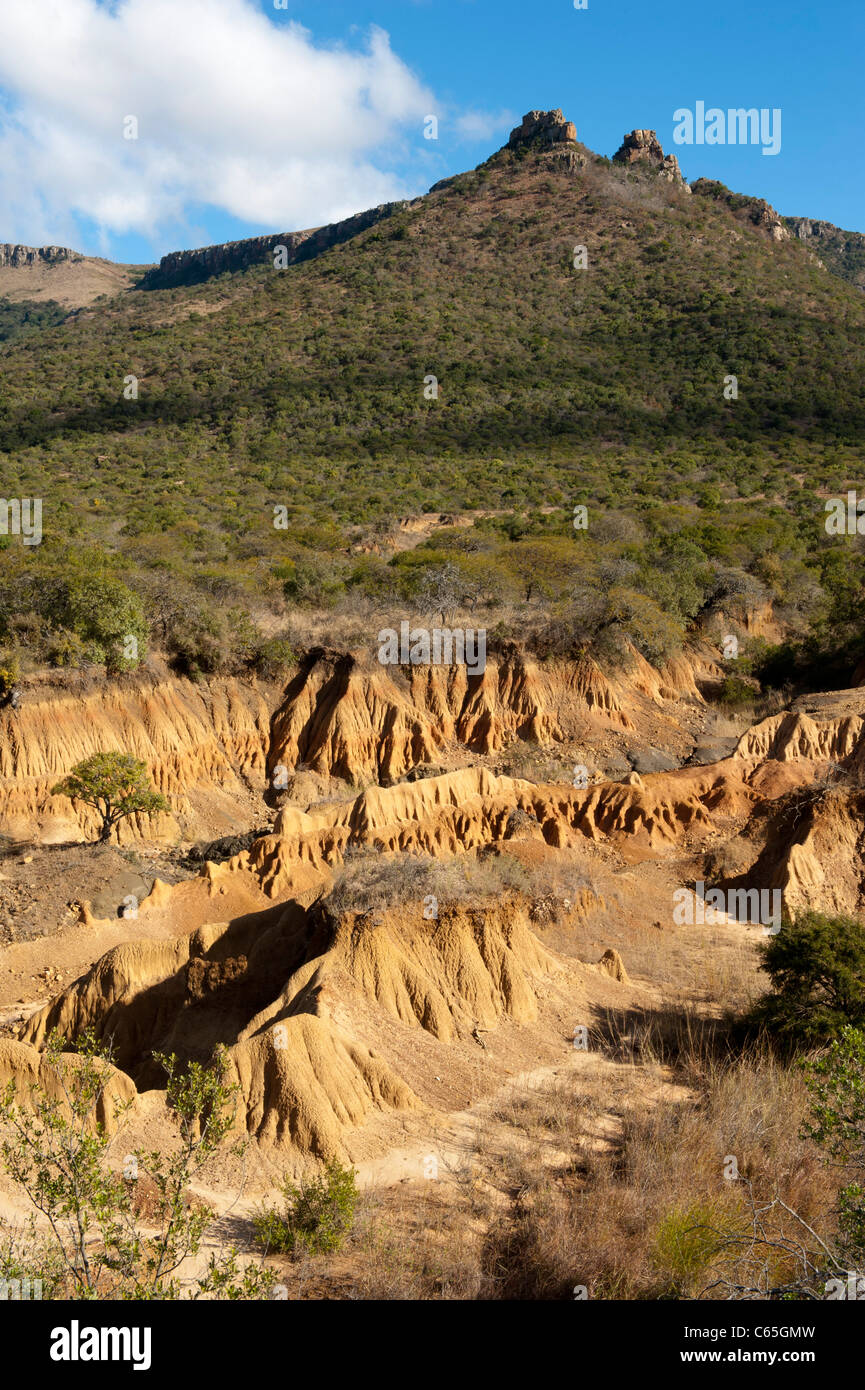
<box><xmin>0</xmin><ymin>244</ymin><xmax>77</xmax><ymax>268</ymax></box>
<box><xmin>612</xmin><ymin>130</ymin><xmax>688</xmax><ymax>186</ymax></box>
<box><xmin>508</xmin><ymin>109</ymin><xmax>577</xmax><ymax>150</ymax></box>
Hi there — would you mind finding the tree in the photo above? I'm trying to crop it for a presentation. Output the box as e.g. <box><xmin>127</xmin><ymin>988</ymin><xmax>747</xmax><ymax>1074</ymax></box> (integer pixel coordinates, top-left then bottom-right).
<box><xmin>54</xmin><ymin>575</ymin><xmax>148</xmax><ymax>675</ymax></box>
<box><xmin>52</xmin><ymin>752</ymin><xmax>169</xmax><ymax>844</ymax></box>
<box><xmin>750</xmin><ymin>910</ymin><xmax>865</xmax><ymax>1048</ymax></box>
<box><xmin>0</xmin><ymin>1031</ymin><xmax>277</xmax><ymax>1300</ymax></box>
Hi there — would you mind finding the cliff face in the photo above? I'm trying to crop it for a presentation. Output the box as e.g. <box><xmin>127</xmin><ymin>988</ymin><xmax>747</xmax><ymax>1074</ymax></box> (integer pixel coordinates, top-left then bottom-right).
<box><xmin>139</xmin><ymin>200</ymin><xmax>416</xmax><ymax>289</ymax></box>
<box><xmin>0</xmin><ymin>244</ymin><xmax>78</xmax><ymax>269</ymax></box>
<box><xmin>0</xmin><ymin>671</ymin><xmax>275</xmax><ymax>844</ymax></box>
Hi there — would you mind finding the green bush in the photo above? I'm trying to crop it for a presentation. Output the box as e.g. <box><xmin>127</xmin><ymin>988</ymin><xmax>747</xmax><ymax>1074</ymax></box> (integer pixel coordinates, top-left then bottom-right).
<box><xmin>750</xmin><ymin>911</ymin><xmax>865</xmax><ymax>1048</ymax></box>
<box><xmin>717</xmin><ymin>673</ymin><xmax>759</xmax><ymax>707</ymax></box>
<box><xmin>254</xmin><ymin>1159</ymin><xmax>358</xmax><ymax>1256</ymax></box>
<box><xmin>56</xmin><ymin>575</ymin><xmax>148</xmax><ymax>674</ymax></box>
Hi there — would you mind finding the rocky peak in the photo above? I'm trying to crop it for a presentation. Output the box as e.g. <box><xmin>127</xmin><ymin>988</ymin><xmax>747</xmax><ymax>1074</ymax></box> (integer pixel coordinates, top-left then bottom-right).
<box><xmin>0</xmin><ymin>244</ymin><xmax>78</xmax><ymax>268</ymax></box>
<box><xmin>508</xmin><ymin>109</ymin><xmax>577</xmax><ymax>150</ymax></box>
<box><xmin>612</xmin><ymin>130</ymin><xmax>687</xmax><ymax>186</ymax></box>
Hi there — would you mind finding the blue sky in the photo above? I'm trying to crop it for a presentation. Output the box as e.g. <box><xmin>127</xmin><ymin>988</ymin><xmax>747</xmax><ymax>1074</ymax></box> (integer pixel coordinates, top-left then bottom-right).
<box><xmin>0</xmin><ymin>0</ymin><xmax>861</xmax><ymax>264</ymax></box>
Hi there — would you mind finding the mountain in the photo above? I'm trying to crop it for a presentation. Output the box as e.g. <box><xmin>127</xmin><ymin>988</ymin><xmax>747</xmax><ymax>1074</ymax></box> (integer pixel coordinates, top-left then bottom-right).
<box><xmin>1</xmin><ymin>108</ymin><xmax>864</xmax><ymax>687</ymax></box>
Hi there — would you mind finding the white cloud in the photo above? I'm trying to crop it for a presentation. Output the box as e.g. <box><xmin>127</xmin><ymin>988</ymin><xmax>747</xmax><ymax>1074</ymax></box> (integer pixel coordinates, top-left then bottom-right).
<box><xmin>0</xmin><ymin>0</ymin><xmax>440</xmax><ymax>251</ymax></box>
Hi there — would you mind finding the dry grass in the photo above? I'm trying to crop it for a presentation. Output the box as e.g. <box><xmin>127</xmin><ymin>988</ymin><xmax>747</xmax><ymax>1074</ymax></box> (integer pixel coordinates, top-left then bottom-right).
<box><xmin>258</xmin><ymin>1013</ymin><xmax>840</xmax><ymax>1301</ymax></box>
<box><xmin>477</xmin><ymin>1050</ymin><xmax>835</xmax><ymax>1301</ymax></box>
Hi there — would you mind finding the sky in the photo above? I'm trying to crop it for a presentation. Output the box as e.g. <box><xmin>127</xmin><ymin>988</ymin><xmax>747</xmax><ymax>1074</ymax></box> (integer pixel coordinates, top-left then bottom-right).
<box><xmin>0</xmin><ymin>0</ymin><xmax>861</xmax><ymax>265</ymax></box>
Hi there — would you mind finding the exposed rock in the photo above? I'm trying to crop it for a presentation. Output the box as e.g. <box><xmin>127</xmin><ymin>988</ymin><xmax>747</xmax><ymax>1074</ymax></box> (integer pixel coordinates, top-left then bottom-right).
<box><xmin>626</xmin><ymin>747</ymin><xmax>678</xmax><ymax>775</ymax></box>
<box><xmin>0</xmin><ymin>667</ymin><xmax>274</xmax><ymax>844</ymax></box>
<box><xmin>508</xmin><ymin>109</ymin><xmax>577</xmax><ymax>150</ymax></box>
<box><xmin>612</xmin><ymin>130</ymin><xmax>688</xmax><ymax>187</ymax></box>
<box><xmin>20</xmin><ymin>894</ymin><xmax>620</xmax><ymax>1156</ymax></box>
<box><xmin>0</xmin><ymin>244</ymin><xmax>78</xmax><ymax>269</ymax></box>
<box><xmin>596</xmin><ymin>948</ymin><xmax>629</xmax><ymax>984</ymax></box>
<box><xmin>0</xmin><ymin>1038</ymin><xmax>136</xmax><ymax>1133</ymax></box>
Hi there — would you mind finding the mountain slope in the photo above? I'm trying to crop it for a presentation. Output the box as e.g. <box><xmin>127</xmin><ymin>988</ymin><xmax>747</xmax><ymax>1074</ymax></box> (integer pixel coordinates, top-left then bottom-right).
<box><xmin>1</xmin><ymin>109</ymin><xmax>864</xmax><ymax>690</ymax></box>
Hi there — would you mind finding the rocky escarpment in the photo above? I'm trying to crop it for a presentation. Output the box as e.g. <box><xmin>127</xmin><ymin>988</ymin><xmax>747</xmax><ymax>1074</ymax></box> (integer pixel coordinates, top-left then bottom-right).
<box><xmin>140</xmin><ymin>200</ymin><xmax>417</xmax><ymax>290</ymax></box>
<box><xmin>263</xmin><ymin>645</ymin><xmax>707</xmax><ymax>790</ymax></box>
<box><xmin>612</xmin><ymin>130</ymin><xmax>688</xmax><ymax>187</ymax></box>
<box><xmin>0</xmin><ymin>244</ymin><xmax>79</xmax><ymax>268</ymax></box>
<box><xmin>19</xmin><ymin>891</ymin><xmax>634</xmax><ymax>1157</ymax></box>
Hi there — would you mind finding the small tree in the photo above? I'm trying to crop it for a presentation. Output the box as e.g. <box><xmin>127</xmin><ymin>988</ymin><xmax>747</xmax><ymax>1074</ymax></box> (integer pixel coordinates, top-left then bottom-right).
<box><xmin>749</xmin><ymin>910</ymin><xmax>865</xmax><ymax>1048</ymax></box>
<box><xmin>52</xmin><ymin>752</ymin><xmax>169</xmax><ymax>844</ymax></box>
<box><xmin>0</xmin><ymin>1031</ymin><xmax>276</xmax><ymax>1300</ymax></box>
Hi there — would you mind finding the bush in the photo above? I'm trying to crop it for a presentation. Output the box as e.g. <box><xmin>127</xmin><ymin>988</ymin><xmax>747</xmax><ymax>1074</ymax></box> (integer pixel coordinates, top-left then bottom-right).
<box><xmin>0</xmin><ymin>653</ymin><xmax>19</xmax><ymax>702</ymax></box>
<box><xmin>254</xmin><ymin>1160</ymin><xmax>358</xmax><ymax>1256</ymax></box>
<box><xmin>749</xmin><ymin>911</ymin><xmax>865</xmax><ymax>1048</ymax></box>
<box><xmin>717</xmin><ymin>673</ymin><xmax>760</xmax><ymax>707</ymax></box>
<box><xmin>0</xmin><ymin>1032</ymin><xmax>276</xmax><ymax>1300</ymax></box>
<box><xmin>56</xmin><ymin>575</ymin><xmax>148</xmax><ymax>674</ymax></box>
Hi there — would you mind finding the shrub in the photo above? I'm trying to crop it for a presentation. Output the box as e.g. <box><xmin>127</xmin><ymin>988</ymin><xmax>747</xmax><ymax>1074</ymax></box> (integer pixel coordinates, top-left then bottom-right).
<box><xmin>717</xmin><ymin>673</ymin><xmax>760</xmax><ymax>707</ymax></box>
<box><xmin>749</xmin><ymin>911</ymin><xmax>865</xmax><ymax>1048</ymax></box>
<box><xmin>55</xmin><ymin>575</ymin><xmax>148</xmax><ymax>674</ymax></box>
<box><xmin>254</xmin><ymin>1160</ymin><xmax>358</xmax><ymax>1256</ymax></box>
<box><xmin>0</xmin><ymin>653</ymin><xmax>19</xmax><ymax>702</ymax></box>
<box><xmin>0</xmin><ymin>1032</ymin><xmax>276</xmax><ymax>1300</ymax></box>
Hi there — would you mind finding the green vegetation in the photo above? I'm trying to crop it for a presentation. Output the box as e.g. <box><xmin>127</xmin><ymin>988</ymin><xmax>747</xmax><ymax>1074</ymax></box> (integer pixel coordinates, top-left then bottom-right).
<box><xmin>0</xmin><ymin>144</ymin><xmax>863</xmax><ymax>682</ymax></box>
<box><xmin>0</xmin><ymin>652</ymin><xmax>19</xmax><ymax>704</ymax></box>
<box><xmin>51</xmin><ymin>752</ymin><xmax>170</xmax><ymax>843</ymax></box>
<box><xmin>0</xmin><ymin>296</ymin><xmax>67</xmax><ymax>344</ymax></box>
<box><xmin>0</xmin><ymin>1032</ymin><xmax>276</xmax><ymax>1299</ymax></box>
<box><xmin>254</xmin><ymin>1159</ymin><xmax>358</xmax><ymax>1256</ymax></box>
<box><xmin>750</xmin><ymin>911</ymin><xmax>865</xmax><ymax>1047</ymax></box>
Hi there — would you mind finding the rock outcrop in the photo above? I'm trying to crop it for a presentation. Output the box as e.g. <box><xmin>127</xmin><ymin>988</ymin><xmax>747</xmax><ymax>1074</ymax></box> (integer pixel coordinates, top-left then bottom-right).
<box><xmin>0</xmin><ymin>244</ymin><xmax>78</xmax><ymax>268</ymax></box>
<box><xmin>508</xmin><ymin>109</ymin><xmax>577</xmax><ymax>149</ymax></box>
<box><xmin>612</xmin><ymin>130</ymin><xmax>688</xmax><ymax>186</ymax></box>
<box><xmin>783</xmin><ymin>216</ymin><xmax>865</xmax><ymax>291</ymax></box>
